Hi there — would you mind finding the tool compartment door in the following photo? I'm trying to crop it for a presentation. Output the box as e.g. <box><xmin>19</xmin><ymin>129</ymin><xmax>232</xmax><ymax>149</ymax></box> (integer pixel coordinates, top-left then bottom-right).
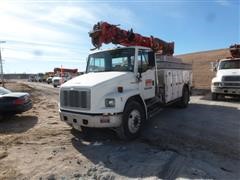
<box><xmin>172</xmin><ymin>71</ymin><xmax>178</xmax><ymax>100</ymax></box>
<box><xmin>177</xmin><ymin>70</ymin><xmax>184</xmax><ymax>98</ymax></box>
<box><xmin>164</xmin><ymin>70</ymin><xmax>173</xmax><ymax>103</ymax></box>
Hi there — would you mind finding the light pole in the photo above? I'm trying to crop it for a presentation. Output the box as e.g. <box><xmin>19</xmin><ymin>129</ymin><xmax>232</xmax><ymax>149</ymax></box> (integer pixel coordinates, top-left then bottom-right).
<box><xmin>0</xmin><ymin>41</ymin><xmax>6</xmax><ymax>87</ymax></box>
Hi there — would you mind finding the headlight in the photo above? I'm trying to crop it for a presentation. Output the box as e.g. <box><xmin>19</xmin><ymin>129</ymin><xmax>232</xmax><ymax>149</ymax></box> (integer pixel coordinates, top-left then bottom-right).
<box><xmin>105</xmin><ymin>98</ymin><xmax>115</xmax><ymax>107</ymax></box>
<box><xmin>213</xmin><ymin>82</ymin><xmax>222</xmax><ymax>87</ymax></box>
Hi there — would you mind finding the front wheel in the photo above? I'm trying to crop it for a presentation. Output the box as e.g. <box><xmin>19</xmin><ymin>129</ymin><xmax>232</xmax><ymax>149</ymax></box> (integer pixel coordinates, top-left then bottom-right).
<box><xmin>117</xmin><ymin>101</ymin><xmax>145</xmax><ymax>140</ymax></box>
<box><xmin>178</xmin><ymin>86</ymin><xmax>190</xmax><ymax>108</ymax></box>
<box><xmin>211</xmin><ymin>93</ymin><xmax>218</xmax><ymax>100</ymax></box>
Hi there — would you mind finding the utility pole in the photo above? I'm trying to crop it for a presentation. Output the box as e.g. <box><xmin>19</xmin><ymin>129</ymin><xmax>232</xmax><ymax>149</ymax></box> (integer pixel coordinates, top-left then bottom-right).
<box><xmin>0</xmin><ymin>41</ymin><xmax>6</xmax><ymax>87</ymax></box>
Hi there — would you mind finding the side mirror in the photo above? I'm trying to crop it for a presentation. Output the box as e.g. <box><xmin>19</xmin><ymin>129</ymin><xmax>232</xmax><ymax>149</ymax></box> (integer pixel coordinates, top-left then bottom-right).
<box><xmin>136</xmin><ymin>72</ymin><xmax>142</xmax><ymax>81</ymax></box>
<box><xmin>138</xmin><ymin>66</ymin><xmax>143</xmax><ymax>73</ymax></box>
<box><xmin>211</xmin><ymin>62</ymin><xmax>218</xmax><ymax>72</ymax></box>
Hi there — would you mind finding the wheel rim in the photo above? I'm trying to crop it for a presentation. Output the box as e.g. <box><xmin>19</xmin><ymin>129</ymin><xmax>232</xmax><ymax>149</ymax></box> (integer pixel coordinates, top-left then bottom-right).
<box><xmin>128</xmin><ymin>109</ymin><xmax>141</xmax><ymax>134</ymax></box>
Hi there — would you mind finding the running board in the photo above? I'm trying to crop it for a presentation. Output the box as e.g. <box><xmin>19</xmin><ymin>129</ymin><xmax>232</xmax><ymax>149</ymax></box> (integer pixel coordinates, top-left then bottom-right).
<box><xmin>146</xmin><ymin>97</ymin><xmax>162</xmax><ymax>108</ymax></box>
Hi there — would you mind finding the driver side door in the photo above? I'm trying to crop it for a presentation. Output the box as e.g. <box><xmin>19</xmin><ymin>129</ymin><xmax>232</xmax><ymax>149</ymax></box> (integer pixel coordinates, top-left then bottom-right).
<box><xmin>138</xmin><ymin>49</ymin><xmax>156</xmax><ymax>100</ymax></box>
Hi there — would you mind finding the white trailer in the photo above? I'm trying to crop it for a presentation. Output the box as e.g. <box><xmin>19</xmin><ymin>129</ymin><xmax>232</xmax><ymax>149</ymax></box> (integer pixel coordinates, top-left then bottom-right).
<box><xmin>59</xmin><ymin>46</ymin><xmax>192</xmax><ymax>139</ymax></box>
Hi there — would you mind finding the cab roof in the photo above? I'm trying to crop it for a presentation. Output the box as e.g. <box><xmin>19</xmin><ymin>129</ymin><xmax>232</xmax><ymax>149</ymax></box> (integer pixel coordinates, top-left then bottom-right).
<box><xmin>89</xmin><ymin>46</ymin><xmax>152</xmax><ymax>55</ymax></box>
<box><xmin>220</xmin><ymin>58</ymin><xmax>240</xmax><ymax>62</ymax></box>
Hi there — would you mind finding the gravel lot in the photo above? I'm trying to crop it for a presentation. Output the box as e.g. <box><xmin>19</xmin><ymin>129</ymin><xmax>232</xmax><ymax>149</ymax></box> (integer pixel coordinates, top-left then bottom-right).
<box><xmin>0</xmin><ymin>81</ymin><xmax>239</xmax><ymax>179</ymax></box>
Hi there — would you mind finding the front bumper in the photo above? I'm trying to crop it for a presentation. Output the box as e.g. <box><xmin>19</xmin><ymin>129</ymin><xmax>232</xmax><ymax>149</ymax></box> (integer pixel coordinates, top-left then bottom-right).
<box><xmin>16</xmin><ymin>101</ymin><xmax>33</xmax><ymax>112</ymax></box>
<box><xmin>0</xmin><ymin>101</ymin><xmax>33</xmax><ymax>114</ymax></box>
<box><xmin>59</xmin><ymin>109</ymin><xmax>122</xmax><ymax>130</ymax></box>
<box><xmin>211</xmin><ymin>86</ymin><xmax>240</xmax><ymax>95</ymax></box>
<box><xmin>53</xmin><ymin>81</ymin><xmax>60</xmax><ymax>86</ymax></box>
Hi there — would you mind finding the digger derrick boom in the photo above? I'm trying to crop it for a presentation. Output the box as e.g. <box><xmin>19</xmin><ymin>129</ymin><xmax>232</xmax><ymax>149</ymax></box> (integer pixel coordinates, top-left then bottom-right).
<box><xmin>54</xmin><ymin>68</ymin><xmax>78</xmax><ymax>74</ymax></box>
<box><xmin>89</xmin><ymin>22</ymin><xmax>174</xmax><ymax>56</ymax></box>
<box><xmin>230</xmin><ymin>44</ymin><xmax>240</xmax><ymax>58</ymax></box>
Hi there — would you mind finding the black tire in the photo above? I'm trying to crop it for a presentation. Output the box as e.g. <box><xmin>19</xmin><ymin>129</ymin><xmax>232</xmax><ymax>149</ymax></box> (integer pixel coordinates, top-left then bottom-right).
<box><xmin>178</xmin><ymin>86</ymin><xmax>190</xmax><ymax>108</ymax></box>
<box><xmin>117</xmin><ymin>101</ymin><xmax>145</xmax><ymax>140</ymax></box>
<box><xmin>211</xmin><ymin>93</ymin><xmax>218</xmax><ymax>100</ymax></box>
<box><xmin>53</xmin><ymin>85</ymin><xmax>57</xmax><ymax>88</ymax></box>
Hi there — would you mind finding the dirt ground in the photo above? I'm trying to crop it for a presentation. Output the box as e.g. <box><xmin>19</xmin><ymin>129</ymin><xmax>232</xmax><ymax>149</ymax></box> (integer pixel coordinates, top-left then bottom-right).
<box><xmin>0</xmin><ymin>82</ymin><xmax>240</xmax><ymax>179</ymax></box>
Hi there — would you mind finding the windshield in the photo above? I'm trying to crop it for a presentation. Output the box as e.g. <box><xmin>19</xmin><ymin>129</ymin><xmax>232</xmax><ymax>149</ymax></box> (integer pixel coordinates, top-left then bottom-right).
<box><xmin>0</xmin><ymin>87</ymin><xmax>11</xmax><ymax>95</ymax></box>
<box><xmin>219</xmin><ymin>60</ymin><xmax>240</xmax><ymax>70</ymax></box>
<box><xmin>86</xmin><ymin>48</ymin><xmax>135</xmax><ymax>73</ymax></box>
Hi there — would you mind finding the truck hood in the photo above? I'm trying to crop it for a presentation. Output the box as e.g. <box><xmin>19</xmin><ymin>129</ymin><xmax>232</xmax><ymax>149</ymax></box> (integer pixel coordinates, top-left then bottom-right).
<box><xmin>217</xmin><ymin>69</ymin><xmax>240</xmax><ymax>77</ymax></box>
<box><xmin>62</xmin><ymin>72</ymin><xmax>130</xmax><ymax>87</ymax></box>
<box><xmin>213</xmin><ymin>69</ymin><xmax>240</xmax><ymax>82</ymax></box>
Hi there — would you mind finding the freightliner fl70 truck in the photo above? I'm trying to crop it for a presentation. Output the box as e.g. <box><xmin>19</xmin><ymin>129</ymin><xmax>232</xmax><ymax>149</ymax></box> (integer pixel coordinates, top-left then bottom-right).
<box><xmin>211</xmin><ymin>44</ymin><xmax>240</xmax><ymax>100</ymax></box>
<box><xmin>59</xmin><ymin>22</ymin><xmax>192</xmax><ymax>139</ymax></box>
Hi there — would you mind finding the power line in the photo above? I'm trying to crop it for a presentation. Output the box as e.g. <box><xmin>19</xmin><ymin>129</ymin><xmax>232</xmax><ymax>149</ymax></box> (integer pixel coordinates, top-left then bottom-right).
<box><xmin>0</xmin><ymin>41</ymin><xmax>6</xmax><ymax>87</ymax></box>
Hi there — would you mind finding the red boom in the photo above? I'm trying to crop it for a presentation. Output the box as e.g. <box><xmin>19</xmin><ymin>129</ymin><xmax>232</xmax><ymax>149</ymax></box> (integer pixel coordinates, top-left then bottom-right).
<box><xmin>54</xmin><ymin>68</ymin><xmax>78</xmax><ymax>74</ymax></box>
<box><xmin>89</xmin><ymin>22</ymin><xmax>174</xmax><ymax>55</ymax></box>
<box><xmin>230</xmin><ymin>44</ymin><xmax>240</xmax><ymax>58</ymax></box>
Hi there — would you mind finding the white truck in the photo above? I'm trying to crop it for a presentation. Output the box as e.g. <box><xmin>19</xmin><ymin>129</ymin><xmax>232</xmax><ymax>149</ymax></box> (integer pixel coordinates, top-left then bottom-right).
<box><xmin>59</xmin><ymin>46</ymin><xmax>192</xmax><ymax>139</ymax></box>
<box><xmin>211</xmin><ymin>58</ymin><xmax>240</xmax><ymax>100</ymax></box>
<box><xmin>211</xmin><ymin>44</ymin><xmax>240</xmax><ymax>100</ymax></box>
<box><xmin>52</xmin><ymin>76</ymin><xmax>62</xmax><ymax>88</ymax></box>
<box><xmin>59</xmin><ymin>22</ymin><xmax>192</xmax><ymax>139</ymax></box>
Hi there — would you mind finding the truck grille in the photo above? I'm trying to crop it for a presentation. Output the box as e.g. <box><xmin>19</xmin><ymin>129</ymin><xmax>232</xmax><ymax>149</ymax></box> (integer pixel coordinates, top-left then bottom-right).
<box><xmin>222</xmin><ymin>76</ymin><xmax>240</xmax><ymax>81</ymax></box>
<box><xmin>222</xmin><ymin>82</ymin><xmax>240</xmax><ymax>87</ymax></box>
<box><xmin>61</xmin><ymin>89</ymin><xmax>90</xmax><ymax>109</ymax></box>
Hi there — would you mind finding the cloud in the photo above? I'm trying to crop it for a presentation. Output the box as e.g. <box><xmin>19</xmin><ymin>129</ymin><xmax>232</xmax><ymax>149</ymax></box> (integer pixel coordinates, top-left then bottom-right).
<box><xmin>2</xmin><ymin>43</ymin><xmax>88</xmax><ymax>62</ymax></box>
<box><xmin>0</xmin><ymin>1</ymin><xmax>139</xmax><ymax>73</ymax></box>
<box><xmin>90</xmin><ymin>3</ymin><xmax>139</xmax><ymax>28</ymax></box>
<box><xmin>45</xmin><ymin>6</ymin><xmax>97</xmax><ymax>25</ymax></box>
<box><xmin>215</xmin><ymin>0</ymin><xmax>231</xmax><ymax>6</ymax></box>
<box><xmin>0</xmin><ymin>14</ymin><xmax>75</xmax><ymax>43</ymax></box>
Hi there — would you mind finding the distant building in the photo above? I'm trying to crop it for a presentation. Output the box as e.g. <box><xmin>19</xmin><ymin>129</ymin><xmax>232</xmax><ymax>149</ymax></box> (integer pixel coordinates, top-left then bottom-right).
<box><xmin>4</xmin><ymin>73</ymin><xmax>32</xmax><ymax>80</ymax></box>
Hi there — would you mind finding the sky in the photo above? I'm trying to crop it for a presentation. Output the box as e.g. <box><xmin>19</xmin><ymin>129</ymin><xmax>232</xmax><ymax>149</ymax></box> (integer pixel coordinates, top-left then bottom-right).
<box><xmin>0</xmin><ymin>0</ymin><xmax>239</xmax><ymax>73</ymax></box>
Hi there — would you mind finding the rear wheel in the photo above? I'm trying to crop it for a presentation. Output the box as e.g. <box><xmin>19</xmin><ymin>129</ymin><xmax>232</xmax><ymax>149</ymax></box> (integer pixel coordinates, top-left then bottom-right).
<box><xmin>117</xmin><ymin>101</ymin><xmax>145</xmax><ymax>140</ymax></box>
<box><xmin>212</xmin><ymin>93</ymin><xmax>218</xmax><ymax>100</ymax></box>
<box><xmin>178</xmin><ymin>86</ymin><xmax>190</xmax><ymax>108</ymax></box>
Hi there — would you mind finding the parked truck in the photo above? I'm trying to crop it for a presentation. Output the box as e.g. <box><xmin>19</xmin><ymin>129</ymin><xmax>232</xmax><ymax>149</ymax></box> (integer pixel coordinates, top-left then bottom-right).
<box><xmin>59</xmin><ymin>22</ymin><xmax>192</xmax><ymax>139</ymax></box>
<box><xmin>211</xmin><ymin>44</ymin><xmax>240</xmax><ymax>100</ymax></box>
<box><xmin>52</xmin><ymin>68</ymin><xmax>78</xmax><ymax>88</ymax></box>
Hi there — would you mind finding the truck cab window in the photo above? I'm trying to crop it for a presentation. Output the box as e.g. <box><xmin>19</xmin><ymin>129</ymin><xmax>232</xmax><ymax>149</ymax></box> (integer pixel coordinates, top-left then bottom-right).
<box><xmin>86</xmin><ymin>48</ymin><xmax>135</xmax><ymax>73</ymax></box>
<box><xmin>219</xmin><ymin>60</ymin><xmax>240</xmax><ymax>69</ymax></box>
<box><xmin>112</xmin><ymin>56</ymin><xmax>134</xmax><ymax>71</ymax></box>
<box><xmin>88</xmin><ymin>57</ymin><xmax>105</xmax><ymax>72</ymax></box>
<box><xmin>138</xmin><ymin>50</ymin><xmax>151</xmax><ymax>72</ymax></box>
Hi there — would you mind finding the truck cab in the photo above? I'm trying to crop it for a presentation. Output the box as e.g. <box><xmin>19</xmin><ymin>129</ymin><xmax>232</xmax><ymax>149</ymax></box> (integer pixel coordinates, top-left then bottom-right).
<box><xmin>59</xmin><ymin>46</ymin><xmax>192</xmax><ymax>139</ymax></box>
<box><xmin>211</xmin><ymin>58</ymin><xmax>240</xmax><ymax>100</ymax></box>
